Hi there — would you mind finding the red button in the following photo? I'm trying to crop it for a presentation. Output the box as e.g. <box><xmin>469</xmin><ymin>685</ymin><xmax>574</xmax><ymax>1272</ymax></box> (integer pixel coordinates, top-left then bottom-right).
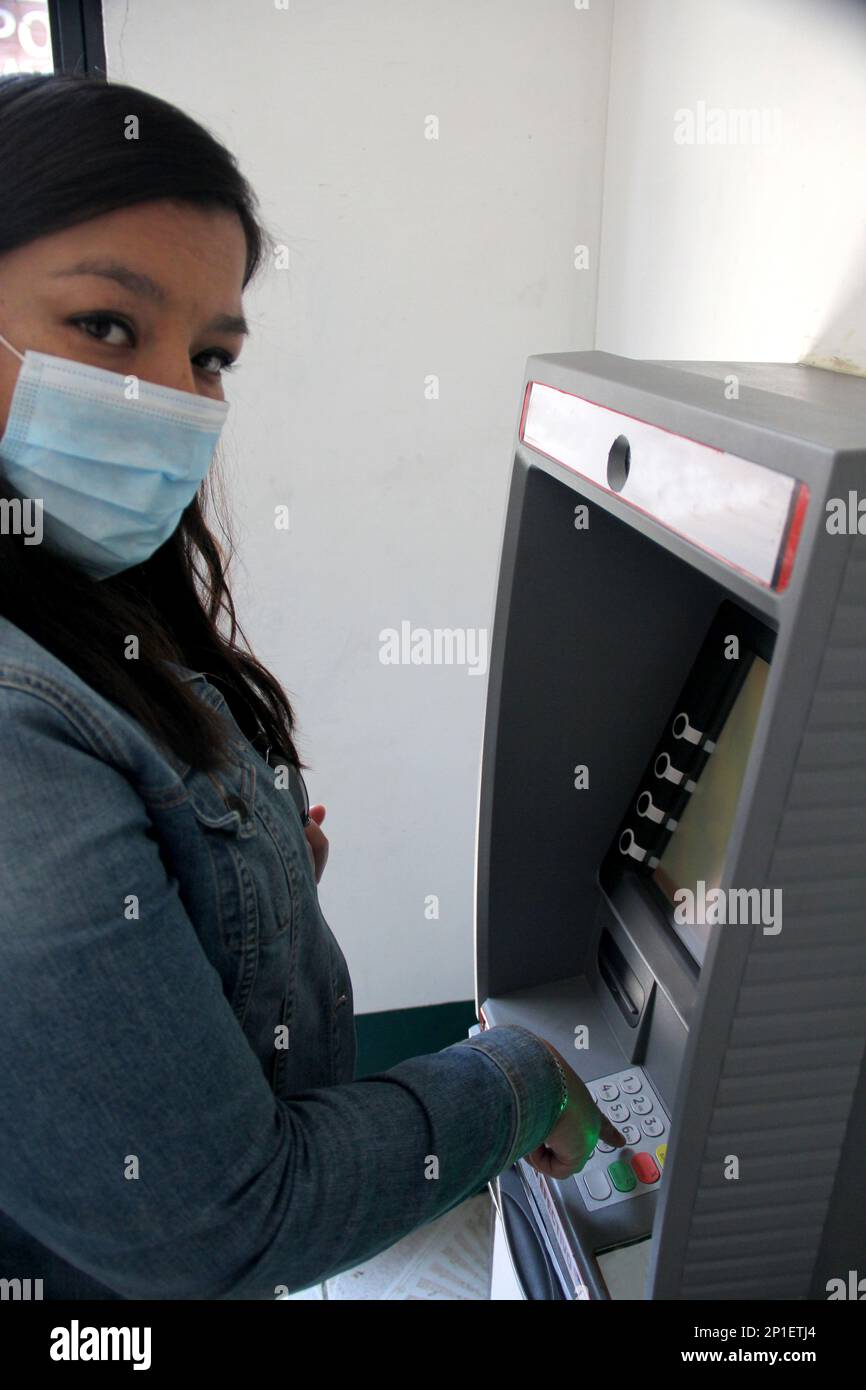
<box><xmin>631</xmin><ymin>1152</ymin><xmax>660</xmax><ymax>1184</ymax></box>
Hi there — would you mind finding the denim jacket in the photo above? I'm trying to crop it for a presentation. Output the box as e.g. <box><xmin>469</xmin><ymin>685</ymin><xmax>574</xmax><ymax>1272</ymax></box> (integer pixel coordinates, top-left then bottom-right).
<box><xmin>0</xmin><ymin>613</ymin><xmax>564</xmax><ymax>1299</ymax></box>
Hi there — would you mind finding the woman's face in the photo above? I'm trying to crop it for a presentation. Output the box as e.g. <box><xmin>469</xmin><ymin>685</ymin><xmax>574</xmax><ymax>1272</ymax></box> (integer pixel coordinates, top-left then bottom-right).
<box><xmin>0</xmin><ymin>199</ymin><xmax>249</xmax><ymax>438</ymax></box>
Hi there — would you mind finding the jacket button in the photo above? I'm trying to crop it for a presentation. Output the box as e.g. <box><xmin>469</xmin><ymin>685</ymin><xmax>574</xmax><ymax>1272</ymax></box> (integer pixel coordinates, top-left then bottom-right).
<box><xmin>335</xmin><ymin>993</ymin><xmax>348</xmax><ymax>1007</ymax></box>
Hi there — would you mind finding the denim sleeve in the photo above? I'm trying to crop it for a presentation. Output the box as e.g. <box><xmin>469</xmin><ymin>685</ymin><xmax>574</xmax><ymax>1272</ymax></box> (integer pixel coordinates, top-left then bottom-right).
<box><xmin>0</xmin><ymin>688</ymin><xmax>563</xmax><ymax>1299</ymax></box>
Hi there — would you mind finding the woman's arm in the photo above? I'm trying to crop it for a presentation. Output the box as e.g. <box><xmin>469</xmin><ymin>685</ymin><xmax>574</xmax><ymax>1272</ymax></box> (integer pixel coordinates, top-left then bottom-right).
<box><xmin>0</xmin><ymin>685</ymin><xmax>563</xmax><ymax>1299</ymax></box>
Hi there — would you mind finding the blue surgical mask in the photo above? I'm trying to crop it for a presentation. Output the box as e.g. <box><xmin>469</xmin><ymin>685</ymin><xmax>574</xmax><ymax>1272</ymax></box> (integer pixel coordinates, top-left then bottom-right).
<box><xmin>0</xmin><ymin>331</ymin><xmax>230</xmax><ymax>579</ymax></box>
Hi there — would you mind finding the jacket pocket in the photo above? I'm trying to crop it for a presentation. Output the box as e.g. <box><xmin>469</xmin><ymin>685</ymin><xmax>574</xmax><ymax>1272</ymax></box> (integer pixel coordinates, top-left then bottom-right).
<box><xmin>182</xmin><ymin>749</ymin><xmax>294</xmax><ymax>947</ymax></box>
<box><xmin>179</xmin><ymin>745</ymin><xmax>297</xmax><ymax>1048</ymax></box>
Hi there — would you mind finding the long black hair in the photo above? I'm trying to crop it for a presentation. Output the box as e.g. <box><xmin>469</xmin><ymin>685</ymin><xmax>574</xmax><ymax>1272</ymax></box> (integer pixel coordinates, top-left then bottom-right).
<box><xmin>0</xmin><ymin>72</ymin><xmax>302</xmax><ymax>775</ymax></box>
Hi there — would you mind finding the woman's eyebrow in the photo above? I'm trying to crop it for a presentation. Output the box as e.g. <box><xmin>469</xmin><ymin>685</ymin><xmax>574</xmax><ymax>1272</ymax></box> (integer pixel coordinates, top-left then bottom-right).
<box><xmin>50</xmin><ymin>258</ymin><xmax>249</xmax><ymax>335</ymax></box>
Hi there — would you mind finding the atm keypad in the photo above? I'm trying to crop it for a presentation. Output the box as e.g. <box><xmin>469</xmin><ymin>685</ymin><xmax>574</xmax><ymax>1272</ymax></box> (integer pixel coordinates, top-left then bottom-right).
<box><xmin>576</xmin><ymin>1066</ymin><xmax>670</xmax><ymax>1211</ymax></box>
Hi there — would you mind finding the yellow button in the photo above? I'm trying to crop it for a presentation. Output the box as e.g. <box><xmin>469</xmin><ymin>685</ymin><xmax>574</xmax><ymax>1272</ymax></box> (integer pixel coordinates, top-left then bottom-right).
<box><xmin>655</xmin><ymin>1144</ymin><xmax>667</xmax><ymax>1169</ymax></box>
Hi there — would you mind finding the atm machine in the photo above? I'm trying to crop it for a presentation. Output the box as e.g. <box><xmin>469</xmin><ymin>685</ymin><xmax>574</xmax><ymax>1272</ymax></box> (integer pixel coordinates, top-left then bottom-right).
<box><xmin>474</xmin><ymin>351</ymin><xmax>866</xmax><ymax>1300</ymax></box>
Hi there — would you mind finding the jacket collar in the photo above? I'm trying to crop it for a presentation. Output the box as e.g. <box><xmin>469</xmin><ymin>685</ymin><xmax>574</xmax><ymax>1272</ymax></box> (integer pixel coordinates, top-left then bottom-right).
<box><xmin>162</xmin><ymin>658</ymin><xmax>208</xmax><ymax>684</ymax></box>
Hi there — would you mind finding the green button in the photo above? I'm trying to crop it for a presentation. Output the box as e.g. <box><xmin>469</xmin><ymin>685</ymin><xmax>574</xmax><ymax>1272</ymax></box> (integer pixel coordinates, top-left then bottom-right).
<box><xmin>607</xmin><ymin>1160</ymin><xmax>637</xmax><ymax>1192</ymax></box>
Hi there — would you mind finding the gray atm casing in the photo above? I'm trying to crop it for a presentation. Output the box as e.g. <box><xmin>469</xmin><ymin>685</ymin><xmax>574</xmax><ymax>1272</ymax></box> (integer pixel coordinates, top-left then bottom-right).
<box><xmin>474</xmin><ymin>351</ymin><xmax>866</xmax><ymax>1300</ymax></box>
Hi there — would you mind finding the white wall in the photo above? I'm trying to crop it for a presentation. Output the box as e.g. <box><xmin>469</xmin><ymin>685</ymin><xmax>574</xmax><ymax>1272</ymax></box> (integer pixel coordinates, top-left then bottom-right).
<box><xmin>596</xmin><ymin>0</ymin><xmax>866</xmax><ymax>373</ymax></box>
<box><xmin>102</xmin><ymin>0</ymin><xmax>864</xmax><ymax>1018</ymax></box>
<box><xmin>102</xmin><ymin>0</ymin><xmax>614</xmax><ymax>1012</ymax></box>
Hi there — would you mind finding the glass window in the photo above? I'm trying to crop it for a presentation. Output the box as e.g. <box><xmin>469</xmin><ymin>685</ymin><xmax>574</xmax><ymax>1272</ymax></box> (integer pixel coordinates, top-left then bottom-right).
<box><xmin>0</xmin><ymin>1</ymin><xmax>53</xmax><ymax>76</ymax></box>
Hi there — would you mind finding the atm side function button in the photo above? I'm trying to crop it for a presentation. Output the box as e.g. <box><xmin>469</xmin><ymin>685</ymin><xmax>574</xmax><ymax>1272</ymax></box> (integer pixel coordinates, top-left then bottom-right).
<box><xmin>630</xmin><ymin>1152</ymin><xmax>660</xmax><ymax>1185</ymax></box>
<box><xmin>641</xmin><ymin>1116</ymin><xmax>664</xmax><ymax>1138</ymax></box>
<box><xmin>607</xmin><ymin>1161</ymin><xmax>637</xmax><ymax>1193</ymax></box>
<box><xmin>619</xmin><ymin>1074</ymin><xmax>641</xmax><ymax>1094</ymax></box>
<box><xmin>656</xmin><ymin>1144</ymin><xmax>667</xmax><ymax>1169</ymax></box>
<box><xmin>607</xmin><ymin>1102</ymin><xmax>630</xmax><ymax>1124</ymax></box>
<box><xmin>631</xmin><ymin>1094</ymin><xmax>653</xmax><ymax>1115</ymax></box>
<box><xmin>583</xmin><ymin>1170</ymin><xmax>612</xmax><ymax>1202</ymax></box>
<box><xmin>596</xmin><ymin>1082</ymin><xmax>620</xmax><ymax>1102</ymax></box>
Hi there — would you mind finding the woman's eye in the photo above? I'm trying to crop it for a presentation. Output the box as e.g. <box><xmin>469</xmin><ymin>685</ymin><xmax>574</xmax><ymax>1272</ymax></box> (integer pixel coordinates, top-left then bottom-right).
<box><xmin>195</xmin><ymin>350</ymin><xmax>237</xmax><ymax>377</ymax></box>
<box><xmin>73</xmin><ymin>313</ymin><xmax>133</xmax><ymax>346</ymax></box>
<box><xmin>70</xmin><ymin>316</ymin><xmax>236</xmax><ymax>376</ymax></box>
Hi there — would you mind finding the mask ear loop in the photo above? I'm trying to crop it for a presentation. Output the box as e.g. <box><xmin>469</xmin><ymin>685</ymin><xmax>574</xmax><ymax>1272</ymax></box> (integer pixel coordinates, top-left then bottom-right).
<box><xmin>0</xmin><ymin>332</ymin><xmax>25</xmax><ymax>361</ymax></box>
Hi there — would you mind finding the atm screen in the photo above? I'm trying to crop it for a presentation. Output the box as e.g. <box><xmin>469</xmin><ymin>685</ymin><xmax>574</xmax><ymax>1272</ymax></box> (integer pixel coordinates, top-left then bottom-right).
<box><xmin>652</xmin><ymin>655</ymin><xmax>771</xmax><ymax>962</ymax></box>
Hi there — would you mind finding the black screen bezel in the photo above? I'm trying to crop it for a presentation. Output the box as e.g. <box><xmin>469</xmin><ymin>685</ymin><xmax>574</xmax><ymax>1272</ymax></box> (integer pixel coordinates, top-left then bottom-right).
<box><xmin>598</xmin><ymin>599</ymin><xmax>777</xmax><ymax>969</ymax></box>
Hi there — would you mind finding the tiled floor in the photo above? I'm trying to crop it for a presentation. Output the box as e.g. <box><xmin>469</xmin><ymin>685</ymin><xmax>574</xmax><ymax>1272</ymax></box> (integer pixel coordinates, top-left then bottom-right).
<box><xmin>281</xmin><ymin>1192</ymin><xmax>494</xmax><ymax>1300</ymax></box>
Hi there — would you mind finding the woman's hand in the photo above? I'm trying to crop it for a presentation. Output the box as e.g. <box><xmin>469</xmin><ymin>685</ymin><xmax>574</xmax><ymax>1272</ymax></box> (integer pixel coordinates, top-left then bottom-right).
<box><xmin>524</xmin><ymin>1039</ymin><xmax>626</xmax><ymax>1179</ymax></box>
<box><xmin>304</xmin><ymin>804</ymin><xmax>329</xmax><ymax>883</ymax></box>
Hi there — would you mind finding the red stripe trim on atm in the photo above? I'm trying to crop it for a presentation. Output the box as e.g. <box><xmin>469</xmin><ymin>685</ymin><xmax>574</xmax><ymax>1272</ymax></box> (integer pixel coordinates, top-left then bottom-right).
<box><xmin>518</xmin><ymin>380</ymin><xmax>533</xmax><ymax>441</ymax></box>
<box><xmin>775</xmin><ymin>483</ymin><xmax>810</xmax><ymax>592</ymax></box>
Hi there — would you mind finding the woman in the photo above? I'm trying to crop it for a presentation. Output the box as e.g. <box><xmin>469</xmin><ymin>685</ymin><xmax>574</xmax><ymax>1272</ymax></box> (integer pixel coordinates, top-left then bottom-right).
<box><xmin>0</xmin><ymin>73</ymin><xmax>623</xmax><ymax>1300</ymax></box>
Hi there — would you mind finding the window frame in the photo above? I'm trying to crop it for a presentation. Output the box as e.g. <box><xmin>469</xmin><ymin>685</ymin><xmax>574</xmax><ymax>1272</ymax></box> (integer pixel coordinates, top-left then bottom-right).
<box><xmin>46</xmin><ymin>0</ymin><xmax>106</xmax><ymax>77</ymax></box>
